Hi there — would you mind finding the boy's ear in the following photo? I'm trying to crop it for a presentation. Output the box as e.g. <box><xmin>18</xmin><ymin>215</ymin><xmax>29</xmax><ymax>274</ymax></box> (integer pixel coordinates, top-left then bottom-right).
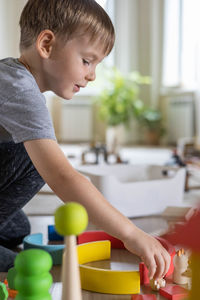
<box><xmin>36</xmin><ymin>30</ymin><xmax>55</xmax><ymax>58</ymax></box>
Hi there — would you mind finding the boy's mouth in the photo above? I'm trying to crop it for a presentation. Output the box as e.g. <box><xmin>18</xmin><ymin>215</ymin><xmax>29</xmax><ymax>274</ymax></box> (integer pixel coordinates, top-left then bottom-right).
<box><xmin>74</xmin><ymin>84</ymin><xmax>86</xmax><ymax>92</ymax></box>
<box><xmin>74</xmin><ymin>84</ymin><xmax>80</xmax><ymax>92</ymax></box>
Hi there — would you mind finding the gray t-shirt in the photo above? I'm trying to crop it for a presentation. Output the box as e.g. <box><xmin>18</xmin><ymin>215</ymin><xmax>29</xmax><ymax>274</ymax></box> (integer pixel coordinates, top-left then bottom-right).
<box><xmin>0</xmin><ymin>57</ymin><xmax>56</xmax><ymax>143</ymax></box>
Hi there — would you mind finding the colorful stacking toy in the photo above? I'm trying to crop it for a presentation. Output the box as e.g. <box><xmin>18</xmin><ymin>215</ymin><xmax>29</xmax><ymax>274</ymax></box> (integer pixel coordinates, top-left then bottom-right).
<box><xmin>55</xmin><ymin>202</ymin><xmax>88</xmax><ymax>300</ymax></box>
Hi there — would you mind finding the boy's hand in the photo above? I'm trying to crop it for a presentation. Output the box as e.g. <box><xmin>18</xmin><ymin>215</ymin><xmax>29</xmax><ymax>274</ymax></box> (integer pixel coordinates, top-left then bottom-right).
<box><xmin>123</xmin><ymin>227</ymin><xmax>171</xmax><ymax>280</ymax></box>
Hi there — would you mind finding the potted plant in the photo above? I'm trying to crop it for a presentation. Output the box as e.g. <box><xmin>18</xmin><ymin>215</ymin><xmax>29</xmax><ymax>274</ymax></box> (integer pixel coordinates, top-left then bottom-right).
<box><xmin>96</xmin><ymin>67</ymin><xmax>150</xmax><ymax>152</ymax></box>
<box><xmin>137</xmin><ymin>108</ymin><xmax>165</xmax><ymax>145</ymax></box>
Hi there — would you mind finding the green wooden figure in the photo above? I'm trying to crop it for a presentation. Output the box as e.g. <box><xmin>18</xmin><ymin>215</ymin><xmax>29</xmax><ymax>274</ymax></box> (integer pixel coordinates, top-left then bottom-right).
<box><xmin>7</xmin><ymin>267</ymin><xmax>17</xmax><ymax>290</ymax></box>
<box><xmin>14</xmin><ymin>249</ymin><xmax>53</xmax><ymax>300</ymax></box>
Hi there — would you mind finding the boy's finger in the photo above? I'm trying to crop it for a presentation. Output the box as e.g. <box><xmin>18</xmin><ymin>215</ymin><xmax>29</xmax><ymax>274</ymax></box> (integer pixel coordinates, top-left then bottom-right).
<box><xmin>154</xmin><ymin>253</ymin><xmax>165</xmax><ymax>279</ymax></box>
<box><xmin>145</xmin><ymin>257</ymin><xmax>157</xmax><ymax>280</ymax></box>
<box><xmin>162</xmin><ymin>251</ymin><xmax>171</xmax><ymax>277</ymax></box>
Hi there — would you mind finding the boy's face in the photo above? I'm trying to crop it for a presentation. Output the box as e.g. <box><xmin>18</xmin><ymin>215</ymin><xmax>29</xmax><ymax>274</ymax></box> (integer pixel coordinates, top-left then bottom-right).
<box><xmin>43</xmin><ymin>35</ymin><xmax>106</xmax><ymax>99</ymax></box>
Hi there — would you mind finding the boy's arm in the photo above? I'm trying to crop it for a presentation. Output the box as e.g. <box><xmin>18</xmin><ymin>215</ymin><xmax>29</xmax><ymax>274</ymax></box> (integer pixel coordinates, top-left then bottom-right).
<box><xmin>24</xmin><ymin>138</ymin><xmax>170</xmax><ymax>279</ymax></box>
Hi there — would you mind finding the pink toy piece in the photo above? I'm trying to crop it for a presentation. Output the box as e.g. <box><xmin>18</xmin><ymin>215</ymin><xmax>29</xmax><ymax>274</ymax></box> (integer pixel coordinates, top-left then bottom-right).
<box><xmin>159</xmin><ymin>284</ymin><xmax>188</xmax><ymax>300</ymax></box>
<box><xmin>131</xmin><ymin>295</ymin><xmax>157</xmax><ymax>300</ymax></box>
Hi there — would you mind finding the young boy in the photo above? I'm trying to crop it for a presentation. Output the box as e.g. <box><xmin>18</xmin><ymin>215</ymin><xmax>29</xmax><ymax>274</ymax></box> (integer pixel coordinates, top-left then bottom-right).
<box><xmin>0</xmin><ymin>0</ymin><xmax>170</xmax><ymax>279</ymax></box>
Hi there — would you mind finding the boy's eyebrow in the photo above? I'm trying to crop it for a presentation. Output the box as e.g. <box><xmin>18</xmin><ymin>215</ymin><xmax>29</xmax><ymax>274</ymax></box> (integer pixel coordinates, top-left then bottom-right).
<box><xmin>84</xmin><ymin>52</ymin><xmax>102</xmax><ymax>61</ymax></box>
<box><xmin>84</xmin><ymin>53</ymin><xmax>98</xmax><ymax>59</ymax></box>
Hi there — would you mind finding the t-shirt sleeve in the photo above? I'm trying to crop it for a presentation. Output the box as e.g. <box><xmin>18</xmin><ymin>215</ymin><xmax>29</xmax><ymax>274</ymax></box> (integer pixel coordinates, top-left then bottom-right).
<box><xmin>0</xmin><ymin>90</ymin><xmax>56</xmax><ymax>143</ymax></box>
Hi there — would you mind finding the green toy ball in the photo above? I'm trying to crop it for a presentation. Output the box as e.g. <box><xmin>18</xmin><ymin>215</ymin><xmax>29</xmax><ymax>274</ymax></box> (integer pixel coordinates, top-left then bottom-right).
<box><xmin>54</xmin><ymin>202</ymin><xmax>88</xmax><ymax>236</ymax></box>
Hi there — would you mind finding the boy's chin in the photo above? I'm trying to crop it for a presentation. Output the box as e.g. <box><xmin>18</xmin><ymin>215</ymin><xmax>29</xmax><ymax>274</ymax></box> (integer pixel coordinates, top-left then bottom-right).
<box><xmin>53</xmin><ymin>89</ymin><xmax>73</xmax><ymax>100</ymax></box>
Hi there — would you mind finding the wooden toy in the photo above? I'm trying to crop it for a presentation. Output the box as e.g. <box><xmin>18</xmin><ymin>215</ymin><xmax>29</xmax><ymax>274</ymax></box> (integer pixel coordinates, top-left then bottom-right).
<box><xmin>77</xmin><ymin>240</ymin><xmax>140</xmax><ymax>294</ymax></box>
<box><xmin>167</xmin><ymin>209</ymin><xmax>200</xmax><ymax>300</ymax></box>
<box><xmin>0</xmin><ymin>282</ymin><xmax>8</xmax><ymax>300</ymax></box>
<box><xmin>162</xmin><ymin>206</ymin><xmax>196</xmax><ymax>221</ymax></box>
<box><xmin>54</xmin><ymin>202</ymin><xmax>88</xmax><ymax>300</ymax></box>
<box><xmin>23</xmin><ymin>233</ymin><xmax>64</xmax><ymax>264</ymax></box>
<box><xmin>150</xmin><ymin>278</ymin><xmax>166</xmax><ymax>291</ymax></box>
<box><xmin>14</xmin><ymin>249</ymin><xmax>53</xmax><ymax>300</ymax></box>
<box><xmin>159</xmin><ymin>284</ymin><xmax>188</xmax><ymax>300</ymax></box>
<box><xmin>173</xmin><ymin>248</ymin><xmax>190</xmax><ymax>285</ymax></box>
<box><xmin>181</xmin><ymin>268</ymin><xmax>192</xmax><ymax>289</ymax></box>
<box><xmin>139</xmin><ymin>262</ymin><xmax>150</xmax><ymax>285</ymax></box>
<box><xmin>131</xmin><ymin>295</ymin><xmax>157</xmax><ymax>299</ymax></box>
<box><xmin>77</xmin><ymin>230</ymin><xmax>124</xmax><ymax>248</ymax></box>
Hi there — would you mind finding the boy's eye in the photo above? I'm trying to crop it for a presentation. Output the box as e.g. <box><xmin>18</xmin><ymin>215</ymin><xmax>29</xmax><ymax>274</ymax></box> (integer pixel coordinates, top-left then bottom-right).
<box><xmin>83</xmin><ymin>59</ymin><xmax>90</xmax><ymax>65</ymax></box>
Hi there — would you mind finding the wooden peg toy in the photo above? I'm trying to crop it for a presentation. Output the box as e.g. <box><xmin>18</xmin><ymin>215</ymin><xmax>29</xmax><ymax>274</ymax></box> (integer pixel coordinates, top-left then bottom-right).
<box><xmin>54</xmin><ymin>202</ymin><xmax>88</xmax><ymax>300</ymax></box>
<box><xmin>173</xmin><ymin>248</ymin><xmax>190</xmax><ymax>285</ymax></box>
<box><xmin>150</xmin><ymin>278</ymin><xmax>166</xmax><ymax>291</ymax></box>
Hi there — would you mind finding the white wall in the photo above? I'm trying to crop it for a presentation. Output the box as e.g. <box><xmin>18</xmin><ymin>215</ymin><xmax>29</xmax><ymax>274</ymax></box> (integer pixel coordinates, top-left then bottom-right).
<box><xmin>0</xmin><ymin>0</ymin><xmax>27</xmax><ymax>58</ymax></box>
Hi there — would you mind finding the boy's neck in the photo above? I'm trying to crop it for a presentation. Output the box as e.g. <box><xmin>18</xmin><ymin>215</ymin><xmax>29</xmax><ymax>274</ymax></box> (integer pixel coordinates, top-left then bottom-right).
<box><xmin>18</xmin><ymin>56</ymin><xmax>33</xmax><ymax>75</ymax></box>
<box><xmin>18</xmin><ymin>52</ymin><xmax>46</xmax><ymax>93</ymax></box>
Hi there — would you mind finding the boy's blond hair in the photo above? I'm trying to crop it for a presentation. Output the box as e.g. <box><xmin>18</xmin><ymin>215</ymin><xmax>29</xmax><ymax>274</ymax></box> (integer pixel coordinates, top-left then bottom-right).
<box><xmin>19</xmin><ymin>0</ymin><xmax>115</xmax><ymax>55</ymax></box>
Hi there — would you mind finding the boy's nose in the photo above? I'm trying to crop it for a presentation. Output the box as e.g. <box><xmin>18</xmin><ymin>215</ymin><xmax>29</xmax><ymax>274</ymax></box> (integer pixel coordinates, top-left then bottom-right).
<box><xmin>86</xmin><ymin>70</ymin><xmax>96</xmax><ymax>82</ymax></box>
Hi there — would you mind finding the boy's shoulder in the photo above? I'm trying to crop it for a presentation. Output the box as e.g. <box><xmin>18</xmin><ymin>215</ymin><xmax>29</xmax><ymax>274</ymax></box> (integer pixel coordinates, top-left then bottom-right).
<box><xmin>0</xmin><ymin>57</ymin><xmax>39</xmax><ymax>99</ymax></box>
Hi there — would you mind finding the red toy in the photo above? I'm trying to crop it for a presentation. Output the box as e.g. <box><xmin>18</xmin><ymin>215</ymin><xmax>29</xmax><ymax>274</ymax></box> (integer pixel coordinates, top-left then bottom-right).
<box><xmin>77</xmin><ymin>230</ymin><xmax>124</xmax><ymax>248</ymax></box>
<box><xmin>159</xmin><ymin>285</ymin><xmax>188</xmax><ymax>300</ymax></box>
<box><xmin>139</xmin><ymin>262</ymin><xmax>150</xmax><ymax>285</ymax></box>
<box><xmin>131</xmin><ymin>295</ymin><xmax>157</xmax><ymax>300</ymax></box>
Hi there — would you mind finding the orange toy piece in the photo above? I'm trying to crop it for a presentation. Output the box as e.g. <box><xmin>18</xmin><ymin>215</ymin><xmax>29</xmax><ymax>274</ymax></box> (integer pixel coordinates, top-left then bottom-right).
<box><xmin>3</xmin><ymin>279</ymin><xmax>18</xmax><ymax>298</ymax></box>
<box><xmin>8</xmin><ymin>288</ymin><xmax>18</xmax><ymax>298</ymax></box>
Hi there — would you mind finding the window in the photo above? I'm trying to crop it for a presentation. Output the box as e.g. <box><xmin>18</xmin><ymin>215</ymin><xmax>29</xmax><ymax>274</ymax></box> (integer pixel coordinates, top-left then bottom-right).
<box><xmin>162</xmin><ymin>0</ymin><xmax>182</xmax><ymax>87</ymax></box>
<box><xmin>162</xmin><ymin>0</ymin><xmax>200</xmax><ymax>88</ymax></box>
<box><xmin>181</xmin><ymin>0</ymin><xmax>200</xmax><ymax>87</ymax></box>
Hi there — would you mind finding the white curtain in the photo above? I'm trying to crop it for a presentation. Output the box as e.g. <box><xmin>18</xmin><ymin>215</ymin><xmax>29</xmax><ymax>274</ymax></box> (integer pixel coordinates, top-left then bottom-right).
<box><xmin>162</xmin><ymin>0</ymin><xmax>200</xmax><ymax>138</ymax></box>
<box><xmin>114</xmin><ymin>0</ymin><xmax>165</xmax><ymax>108</ymax></box>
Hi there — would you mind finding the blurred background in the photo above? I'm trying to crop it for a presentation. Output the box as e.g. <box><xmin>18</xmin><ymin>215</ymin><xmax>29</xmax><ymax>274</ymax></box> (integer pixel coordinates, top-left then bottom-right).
<box><xmin>1</xmin><ymin>0</ymin><xmax>200</xmax><ymax>226</ymax></box>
